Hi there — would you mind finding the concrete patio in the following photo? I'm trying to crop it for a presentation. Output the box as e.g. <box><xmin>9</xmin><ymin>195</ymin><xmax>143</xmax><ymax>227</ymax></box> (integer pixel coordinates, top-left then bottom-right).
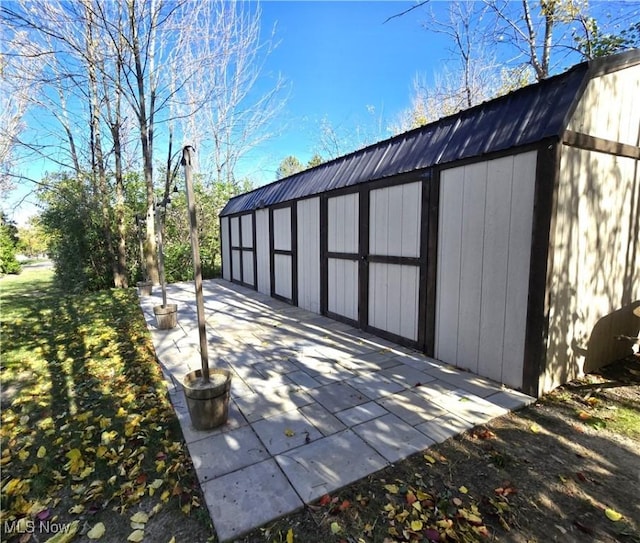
<box><xmin>139</xmin><ymin>279</ymin><xmax>534</xmax><ymax>542</ymax></box>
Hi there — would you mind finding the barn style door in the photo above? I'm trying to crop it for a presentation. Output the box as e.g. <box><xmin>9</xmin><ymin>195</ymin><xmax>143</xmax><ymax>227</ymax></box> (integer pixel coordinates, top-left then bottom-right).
<box><xmin>229</xmin><ymin>212</ymin><xmax>256</xmax><ymax>288</ymax></box>
<box><xmin>321</xmin><ymin>177</ymin><xmax>436</xmax><ymax>352</ymax></box>
<box><xmin>269</xmin><ymin>203</ymin><xmax>298</xmax><ymax>305</ymax></box>
<box><xmin>366</xmin><ymin>181</ymin><xmax>425</xmax><ymax>346</ymax></box>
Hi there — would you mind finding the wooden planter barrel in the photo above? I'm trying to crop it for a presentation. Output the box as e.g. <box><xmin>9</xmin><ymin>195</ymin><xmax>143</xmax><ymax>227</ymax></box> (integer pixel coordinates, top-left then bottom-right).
<box><xmin>183</xmin><ymin>369</ymin><xmax>232</xmax><ymax>430</ymax></box>
<box><xmin>136</xmin><ymin>281</ymin><xmax>153</xmax><ymax>296</ymax></box>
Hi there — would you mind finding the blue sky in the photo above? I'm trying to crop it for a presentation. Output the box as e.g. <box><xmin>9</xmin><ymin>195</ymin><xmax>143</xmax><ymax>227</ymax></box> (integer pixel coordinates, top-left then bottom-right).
<box><xmin>4</xmin><ymin>0</ymin><xmax>638</xmax><ymax>224</ymax></box>
<box><xmin>240</xmin><ymin>1</ymin><xmax>448</xmax><ymax>181</ymax></box>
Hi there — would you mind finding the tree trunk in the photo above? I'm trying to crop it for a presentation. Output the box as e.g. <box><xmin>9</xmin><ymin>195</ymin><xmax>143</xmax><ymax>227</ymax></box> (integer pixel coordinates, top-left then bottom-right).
<box><xmin>128</xmin><ymin>0</ymin><xmax>158</xmax><ymax>283</ymax></box>
<box><xmin>85</xmin><ymin>5</ymin><xmax>119</xmax><ymax>287</ymax></box>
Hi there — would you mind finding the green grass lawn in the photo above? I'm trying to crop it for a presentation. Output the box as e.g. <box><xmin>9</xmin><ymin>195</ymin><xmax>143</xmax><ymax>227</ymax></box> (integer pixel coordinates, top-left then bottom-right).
<box><xmin>0</xmin><ymin>268</ymin><xmax>213</xmax><ymax>542</ymax></box>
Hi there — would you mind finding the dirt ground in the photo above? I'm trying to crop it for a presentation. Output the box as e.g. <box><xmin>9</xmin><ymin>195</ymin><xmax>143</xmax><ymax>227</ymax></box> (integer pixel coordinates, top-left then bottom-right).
<box><xmin>232</xmin><ymin>356</ymin><xmax>640</xmax><ymax>543</ymax></box>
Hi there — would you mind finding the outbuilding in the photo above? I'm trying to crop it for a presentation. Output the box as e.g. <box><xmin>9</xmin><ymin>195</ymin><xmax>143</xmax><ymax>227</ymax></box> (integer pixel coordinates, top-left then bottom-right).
<box><xmin>219</xmin><ymin>50</ymin><xmax>640</xmax><ymax>397</ymax></box>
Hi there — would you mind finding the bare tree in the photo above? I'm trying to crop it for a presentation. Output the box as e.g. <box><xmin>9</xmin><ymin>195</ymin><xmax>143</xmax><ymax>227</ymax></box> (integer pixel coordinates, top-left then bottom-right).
<box><xmin>394</xmin><ymin>1</ymin><xmax>504</xmax><ymax>131</ymax></box>
<box><xmin>172</xmin><ymin>0</ymin><xmax>287</xmax><ymax>186</ymax></box>
<box><xmin>315</xmin><ymin>105</ymin><xmax>388</xmax><ymax>160</ymax></box>
<box><xmin>1</xmin><ymin>1</ymin><xmax>134</xmax><ymax>286</ymax></box>
<box><xmin>2</xmin><ymin>0</ymin><xmax>287</xmax><ymax>288</ymax></box>
<box><xmin>391</xmin><ymin>0</ymin><xmax>637</xmax><ymax>133</ymax></box>
<box><xmin>0</xmin><ymin>33</ymin><xmax>32</xmax><ymax>192</ymax></box>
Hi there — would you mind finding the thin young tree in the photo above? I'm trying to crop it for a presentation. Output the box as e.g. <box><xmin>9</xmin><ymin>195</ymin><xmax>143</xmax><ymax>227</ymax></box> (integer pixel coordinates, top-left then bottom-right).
<box><xmin>172</xmin><ymin>0</ymin><xmax>287</xmax><ymax>187</ymax></box>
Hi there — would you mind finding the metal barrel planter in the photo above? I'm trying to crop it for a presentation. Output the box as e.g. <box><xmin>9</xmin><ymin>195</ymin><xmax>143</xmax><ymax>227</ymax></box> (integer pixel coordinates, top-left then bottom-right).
<box><xmin>183</xmin><ymin>368</ymin><xmax>232</xmax><ymax>430</ymax></box>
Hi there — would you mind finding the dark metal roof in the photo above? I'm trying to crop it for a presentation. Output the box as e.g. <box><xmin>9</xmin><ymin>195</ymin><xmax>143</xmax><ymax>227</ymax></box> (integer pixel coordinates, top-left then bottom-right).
<box><xmin>220</xmin><ymin>51</ymin><xmax>638</xmax><ymax>217</ymax></box>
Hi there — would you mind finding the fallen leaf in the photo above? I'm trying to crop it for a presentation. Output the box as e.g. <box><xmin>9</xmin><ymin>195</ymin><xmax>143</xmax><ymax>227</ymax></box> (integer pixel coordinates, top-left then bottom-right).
<box><xmin>416</xmin><ymin>489</ymin><xmax>431</xmax><ymax>501</ymax></box>
<box><xmin>284</xmin><ymin>428</ymin><xmax>295</xmax><ymax>437</ymax></box>
<box><xmin>425</xmin><ymin>528</ymin><xmax>440</xmax><ymax>541</ymax></box>
<box><xmin>127</xmin><ymin>530</ymin><xmax>144</xmax><ymax>542</ymax></box>
<box><xmin>37</xmin><ymin>446</ymin><xmax>47</xmax><ymax>458</ymax></box>
<box><xmin>605</xmin><ymin>508</ymin><xmax>622</xmax><ymax>522</ymax></box>
<box><xmin>131</xmin><ymin>512</ymin><xmax>149</xmax><ymax>524</ymax></box>
<box><xmin>384</xmin><ymin>484</ymin><xmax>399</xmax><ymax>494</ymax></box>
<box><xmin>410</xmin><ymin>520</ymin><xmax>423</xmax><ymax>531</ymax></box>
<box><xmin>530</xmin><ymin>423</ymin><xmax>541</xmax><ymax>433</ymax></box>
<box><xmin>459</xmin><ymin>485</ymin><xmax>469</xmax><ymax>494</ymax></box>
<box><xmin>473</xmin><ymin>428</ymin><xmax>496</xmax><ymax>440</ymax></box>
<box><xmin>318</xmin><ymin>494</ymin><xmax>331</xmax><ymax>506</ymax></box>
<box><xmin>330</xmin><ymin>521</ymin><xmax>341</xmax><ymax>534</ymax></box>
<box><xmin>32</xmin><ymin>504</ymin><xmax>49</xmax><ymax>520</ymax></box>
<box><xmin>423</xmin><ymin>454</ymin><xmax>436</xmax><ymax>464</ymax></box>
<box><xmin>87</xmin><ymin>522</ymin><xmax>106</xmax><ymax>540</ymax></box>
<box><xmin>577</xmin><ymin>410</ymin><xmax>590</xmax><ymax>420</ymax></box>
<box><xmin>286</xmin><ymin>527</ymin><xmax>294</xmax><ymax>543</ymax></box>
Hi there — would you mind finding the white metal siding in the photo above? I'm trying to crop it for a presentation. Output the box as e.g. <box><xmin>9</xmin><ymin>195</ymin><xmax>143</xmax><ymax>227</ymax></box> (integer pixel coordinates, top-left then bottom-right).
<box><xmin>435</xmin><ymin>151</ymin><xmax>537</xmax><ymax>388</ymax></box>
<box><xmin>369</xmin><ymin>182</ymin><xmax>421</xmax><ymax>257</ymax></box>
<box><xmin>501</xmin><ymin>155</ymin><xmax>536</xmax><ymax>387</ymax></box>
<box><xmin>221</xmin><ymin>216</ymin><xmax>231</xmax><ymax>281</ymax></box>
<box><xmin>231</xmin><ymin>250</ymin><xmax>241</xmax><ymax>282</ymax></box>
<box><xmin>328</xmin><ymin>258</ymin><xmax>358</xmax><ymax>320</ymax></box>
<box><xmin>273</xmin><ymin>208</ymin><xmax>291</xmax><ymax>251</ymax></box>
<box><xmin>241</xmin><ymin>214</ymin><xmax>253</xmax><ymax>248</ymax></box>
<box><xmin>242</xmin><ymin>252</ymin><xmax>254</xmax><ymax>286</ymax></box>
<box><xmin>456</xmin><ymin>161</ymin><xmax>487</xmax><ymax>373</ymax></box>
<box><xmin>230</xmin><ymin>217</ymin><xmax>240</xmax><ymax>246</ymax></box>
<box><xmin>297</xmin><ymin>198</ymin><xmax>320</xmax><ymax>313</ymax></box>
<box><xmin>255</xmin><ymin>209</ymin><xmax>271</xmax><ymax>295</ymax></box>
<box><xmin>328</xmin><ymin>193</ymin><xmax>358</xmax><ymax>253</ymax></box>
<box><xmin>435</xmin><ymin>167</ymin><xmax>464</xmax><ymax>366</ymax></box>
<box><xmin>230</xmin><ymin>216</ymin><xmax>241</xmax><ymax>281</ymax></box>
<box><xmin>274</xmin><ymin>254</ymin><xmax>292</xmax><ymax>300</ymax></box>
<box><xmin>369</xmin><ymin>263</ymin><xmax>419</xmax><ymax>340</ymax></box>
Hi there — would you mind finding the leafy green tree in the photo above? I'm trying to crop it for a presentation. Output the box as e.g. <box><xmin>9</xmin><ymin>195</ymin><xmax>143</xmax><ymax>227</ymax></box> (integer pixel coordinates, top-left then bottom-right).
<box><xmin>38</xmin><ymin>174</ymin><xmax>114</xmax><ymax>292</ymax></box>
<box><xmin>276</xmin><ymin>156</ymin><xmax>304</xmax><ymax>180</ymax></box>
<box><xmin>17</xmin><ymin>216</ymin><xmax>50</xmax><ymax>257</ymax></box>
<box><xmin>575</xmin><ymin>19</ymin><xmax>640</xmax><ymax>59</ymax></box>
<box><xmin>307</xmin><ymin>154</ymin><xmax>324</xmax><ymax>168</ymax></box>
<box><xmin>0</xmin><ymin>212</ymin><xmax>20</xmax><ymax>274</ymax></box>
<box><xmin>161</xmin><ymin>177</ymin><xmax>252</xmax><ymax>282</ymax></box>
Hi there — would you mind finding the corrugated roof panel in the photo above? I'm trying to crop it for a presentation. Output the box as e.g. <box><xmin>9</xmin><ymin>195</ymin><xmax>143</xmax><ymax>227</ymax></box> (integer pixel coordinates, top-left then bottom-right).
<box><xmin>221</xmin><ymin>56</ymin><xmax>623</xmax><ymax>217</ymax></box>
